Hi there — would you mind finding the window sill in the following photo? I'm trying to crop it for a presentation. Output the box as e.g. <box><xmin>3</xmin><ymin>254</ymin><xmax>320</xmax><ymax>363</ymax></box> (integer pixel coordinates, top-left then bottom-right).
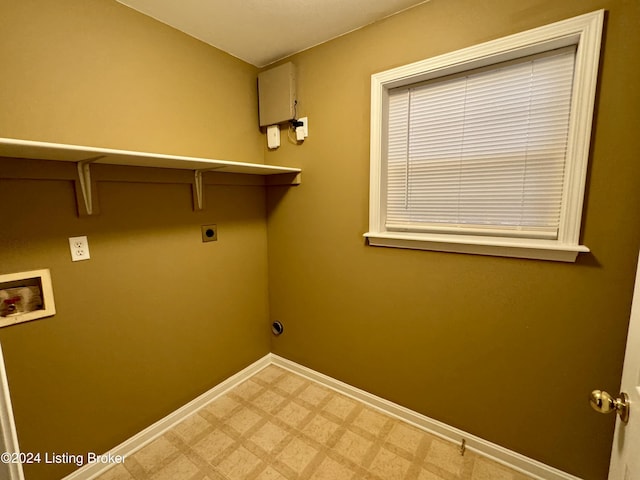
<box><xmin>363</xmin><ymin>232</ymin><xmax>589</xmax><ymax>262</ymax></box>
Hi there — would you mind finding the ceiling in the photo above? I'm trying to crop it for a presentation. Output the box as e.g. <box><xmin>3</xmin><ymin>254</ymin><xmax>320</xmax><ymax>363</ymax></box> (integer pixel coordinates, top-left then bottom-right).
<box><xmin>116</xmin><ymin>0</ymin><xmax>428</xmax><ymax>67</ymax></box>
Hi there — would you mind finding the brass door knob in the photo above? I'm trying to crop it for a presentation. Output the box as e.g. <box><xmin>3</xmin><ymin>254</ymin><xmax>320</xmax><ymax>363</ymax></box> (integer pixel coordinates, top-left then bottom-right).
<box><xmin>590</xmin><ymin>390</ymin><xmax>629</xmax><ymax>423</ymax></box>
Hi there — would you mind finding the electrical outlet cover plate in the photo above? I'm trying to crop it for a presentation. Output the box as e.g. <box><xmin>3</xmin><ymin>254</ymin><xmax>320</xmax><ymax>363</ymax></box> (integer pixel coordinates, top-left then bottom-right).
<box><xmin>267</xmin><ymin>125</ymin><xmax>280</xmax><ymax>149</ymax></box>
<box><xmin>69</xmin><ymin>236</ymin><xmax>90</xmax><ymax>261</ymax></box>
<box><xmin>299</xmin><ymin>117</ymin><xmax>309</xmax><ymax>138</ymax></box>
<box><xmin>201</xmin><ymin>225</ymin><xmax>218</xmax><ymax>242</ymax></box>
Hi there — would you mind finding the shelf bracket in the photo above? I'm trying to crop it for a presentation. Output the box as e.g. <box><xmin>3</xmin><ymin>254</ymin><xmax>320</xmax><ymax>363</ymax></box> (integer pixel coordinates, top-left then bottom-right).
<box><xmin>74</xmin><ymin>157</ymin><xmax>103</xmax><ymax>216</ymax></box>
<box><xmin>192</xmin><ymin>167</ymin><xmax>227</xmax><ymax>211</ymax></box>
<box><xmin>77</xmin><ymin>162</ymin><xmax>93</xmax><ymax>214</ymax></box>
<box><xmin>193</xmin><ymin>170</ymin><xmax>204</xmax><ymax>211</ymax></box>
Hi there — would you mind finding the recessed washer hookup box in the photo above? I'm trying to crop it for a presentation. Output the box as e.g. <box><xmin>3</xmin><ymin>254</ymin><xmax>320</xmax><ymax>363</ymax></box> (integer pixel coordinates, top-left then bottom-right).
<box><xmin>0</xmin><ymin>269</ymin><xmax>56</xmax><ymax>328</ymax></box>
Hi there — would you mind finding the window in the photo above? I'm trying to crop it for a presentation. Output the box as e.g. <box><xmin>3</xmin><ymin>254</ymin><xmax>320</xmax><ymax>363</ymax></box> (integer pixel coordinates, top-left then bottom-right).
<box><xmin>365</xmin><ymin>10</ymin><xmax>604</xmax><ymax>262</ymax></box>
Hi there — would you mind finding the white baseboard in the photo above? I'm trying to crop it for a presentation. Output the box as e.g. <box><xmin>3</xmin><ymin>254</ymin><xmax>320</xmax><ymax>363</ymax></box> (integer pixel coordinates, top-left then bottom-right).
<box><xmin>63</xmin><ymin>353</ymin><xmax>582</xmax><ymax>480</ymax></box>
<box><xmin>63</xmin><ymin>354</ymin><xmax>272</xmax><ymax>480</ymax></box>
<box><xmin>270</xmin><ymin>354</ymin><xmax>582</xmax><ymax>480</ymax></box>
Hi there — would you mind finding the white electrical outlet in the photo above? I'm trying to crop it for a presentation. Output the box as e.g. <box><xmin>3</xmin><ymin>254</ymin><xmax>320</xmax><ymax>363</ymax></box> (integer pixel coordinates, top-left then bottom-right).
<box><xmin>68</xmin><ymin>236</ymin><xmax>90</xmax><ymax>261</ymax></box>
<box><xmin>298</xmin><ymin>117</ymin><xmax>309</xmax><ymax>138</ymax></box>
<box><xmin>267</xmin><ymin>125</ymin><xmax>280</xmax><ymax>149</ymax></box>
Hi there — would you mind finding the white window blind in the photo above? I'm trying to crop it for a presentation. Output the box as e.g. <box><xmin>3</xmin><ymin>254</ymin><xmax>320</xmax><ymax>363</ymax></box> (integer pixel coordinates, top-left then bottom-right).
<box><xmin>385</xmin><ymin>47</ymin><xmax>576</xmax><ymax>240</ymax></box>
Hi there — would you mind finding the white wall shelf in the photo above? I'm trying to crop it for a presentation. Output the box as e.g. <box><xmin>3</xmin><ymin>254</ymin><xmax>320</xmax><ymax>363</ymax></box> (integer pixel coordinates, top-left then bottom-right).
<box><xmin>0</xmin><ymin>137</ymin><xmax>301</xmax><ymax>215</ymax></box>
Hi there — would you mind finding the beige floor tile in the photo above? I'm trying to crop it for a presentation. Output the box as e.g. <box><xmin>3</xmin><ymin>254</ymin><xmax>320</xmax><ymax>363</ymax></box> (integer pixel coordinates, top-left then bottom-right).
<box><xmin>215</xmin><ymin>446</ymin><xmax>262</xmax><ymax>480</ymax></box>
<box><xmin>352</xmin><ymin>408</ymin><xmax>389</xmax><ymax>437</ymax></box>
<box><xmin>298</xmin><ymin>383</ymin><xmax>331</xmax><ymax>406</ymax></box>
<box><xmin>204</xmin><ymin>394</ymin><xmax>241</xmax><ymax>419</ymax></box>
<box><xmin>254</xmin><ymin>465</ymin><xmax>288</xmax><ymax>480</ymax></box>
<box><xmin>471</xmin><ymin>457</ymin><xmax>516</xmax><ymax>480</ymax></box>
<box><xmin>425</xmin><ymin>439</ymin><xmax>465</xmax><ymax>476</ymax></box>
<box><xmin>418</xmin><ymin>468</ymin><xmax>447</xmax><ymax>480</ymax></box>
<box><xmin>94</xmin><ymin>464</ymin><xmax>134</xmax><ymax>480</ymax></box>
<box><xmin>309</xmin><ymin>456</ymin><xmax>356</xmax><ymax>480</ymax></box>
<box><xmin>192</xmin><ymin>429</ymin><xmax>235</xmax><ymax>463</ymax></box>
<box><xmin>322</xmin><ymin>395</ymin><xmax>358</xmax><ymax>420</ymax></box>
<box><xmin>95</xmin><ymin>368</ymin><xmax>537</xmax><ymax>480</ymax></box>
<box><xmin>250</xmin><ymin>421</ymin><xmax>290</xmax><ymax>453</ymax></box>
<box><xmin>301</xmin><ymin>415</ymin><xmax>341</xmax><ymax>445</ymax></box>
<box><xmin>226</xmin><ymin>407</ymin><xmax>264</xmax><ymax>435</ymax></box>
<box><xmin>274</xmin><ymin>400</ymin><xmax>311</xmax><ymax>427</ymax></box>
<box><xmin>276</xmin><ymin>436</ymin><xmax>320</xmax><ymax>473</ymax></box>
<box><xmin>173</xmin><ymin>413</ymin><xmax>211</xmax><ymax>443</ymax></box>
<box><xmin>232</xmin><ymin>379</ymin><xmax>263</xmax><ymax>400</ymax></box>
<box><xmin>275</xmin><ymin>373</ymin><xmax>308</xmax><ymax>394</ymax></box>
<box><xmin>253</xmin><ymin>389</ymin><xmax>288</xmax><ymax>413</ymax></box>
<box><xmin>149</xmin><ymin>455</ymin><xmax>199</xmax><ymax>480</ymax></box>
<box><xmin>368</xmin><ymin>447</ymin><xmax>412</xmax><ymax>479</ymax></box>
<box><xmin>131</xmin><ymin>436</ymin><xmax>178</xmax><ymax>472</ymax></box>
<box><xmin>386</xmin><ymin>421</ymin><xmax>426</xmax><ymax>456</ymax></box>
<box><xmin>334</xmin><ymin>430</ymin><xmax>373</xmax><ymax>465</ymax></box>
<box><xmin>255</xmin><ymin>366</ymin><xmax>286</xmax><ymax>384</ymax></box>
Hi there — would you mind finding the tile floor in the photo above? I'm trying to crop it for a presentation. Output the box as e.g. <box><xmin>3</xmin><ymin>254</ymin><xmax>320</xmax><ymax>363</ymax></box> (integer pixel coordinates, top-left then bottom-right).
<box><xmin>96</xmin><ymin>365</ymin><xmax>535</xmax><ymax>480</ymax></box>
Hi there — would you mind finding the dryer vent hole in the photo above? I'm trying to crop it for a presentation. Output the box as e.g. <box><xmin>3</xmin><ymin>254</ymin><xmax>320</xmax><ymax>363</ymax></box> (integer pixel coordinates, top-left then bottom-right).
<box><xmin>272</xmin><ymin>321</ymin><xmax>284</xmax><ymax>336</ymax></box>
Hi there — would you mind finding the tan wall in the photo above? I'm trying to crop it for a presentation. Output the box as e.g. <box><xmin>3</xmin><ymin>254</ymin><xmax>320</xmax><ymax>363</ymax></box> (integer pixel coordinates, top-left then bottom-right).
<box><xmin>0</xmin><ymin>1</ymin><xmax>268</xmax><ymax>479</ymax></box>
<box><xmin>265</xmin><ymin>1</ymin><xmax>640</xmax><ymax>478</ymax></box>
<box><xmin>0</xmin><ymin>0</ymin><xmax>262</xmax><ymax>160</ymax></box>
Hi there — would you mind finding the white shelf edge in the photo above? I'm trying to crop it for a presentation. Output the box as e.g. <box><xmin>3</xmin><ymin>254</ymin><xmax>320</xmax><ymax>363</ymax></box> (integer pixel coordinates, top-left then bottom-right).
<box><xmin>0</xmin><ymin>137</ymin><xmax>301</xmax><ymax>215</ymax></box>
<box><xmin>0</xmin><ymin>137</ymin><xmax>301</xmax><ymax>175</ymax></box>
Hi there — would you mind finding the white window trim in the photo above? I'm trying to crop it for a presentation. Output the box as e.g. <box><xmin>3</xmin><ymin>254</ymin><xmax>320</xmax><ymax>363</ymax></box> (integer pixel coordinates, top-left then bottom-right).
<box><xmin>365</xmin><ymin>10</ymin><xmax>604</xmax><ymax>262</ymax></box>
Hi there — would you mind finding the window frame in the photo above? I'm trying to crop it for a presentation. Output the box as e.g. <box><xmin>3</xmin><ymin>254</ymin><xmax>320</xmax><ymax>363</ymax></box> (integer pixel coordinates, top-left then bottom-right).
<box><xmin>365</xmin><ymin>10</ymin><xmax>604</xmax><ymax>262</ymax></box>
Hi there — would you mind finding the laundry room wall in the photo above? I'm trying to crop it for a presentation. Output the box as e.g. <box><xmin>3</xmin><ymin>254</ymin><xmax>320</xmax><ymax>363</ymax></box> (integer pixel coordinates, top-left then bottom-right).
<box><xmin>0</xmin><ymin>1</ymin><xmax>270</xmax><ymax>478</ymax></box>
<box><xmin>264</xmin><ymin>1</ymin><xmax>640</xmax><ymax>478</ymax></box>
